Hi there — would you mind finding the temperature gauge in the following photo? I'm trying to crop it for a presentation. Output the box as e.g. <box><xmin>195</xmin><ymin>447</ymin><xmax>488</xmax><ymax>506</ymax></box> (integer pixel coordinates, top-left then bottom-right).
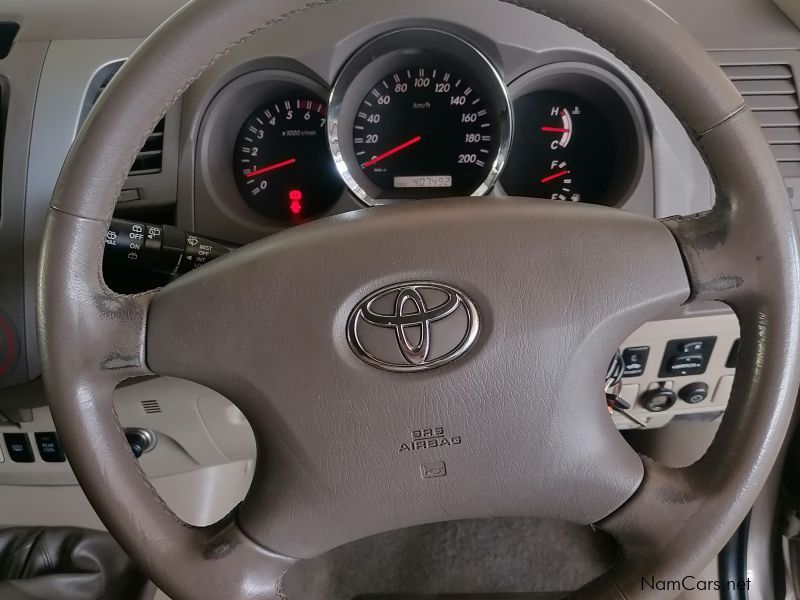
<box><xmin>541</xmin><ymin>107</ymin><xmax>575</xmax><ymax>149</ymax></box>
<box><xmin>500</xmin><ymin>90</ymin><xmax>615</xmax><ymax>204</ymax></box>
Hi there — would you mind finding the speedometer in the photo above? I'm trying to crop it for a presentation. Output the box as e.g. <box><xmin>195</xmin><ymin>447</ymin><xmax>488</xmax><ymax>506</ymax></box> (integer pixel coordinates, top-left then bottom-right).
<box><xmin>352</xmin><ymin>67</ymin><xmax>499</xmax><ymax>197</ymax></box>
<box><xmin>329</xmin><ymin>29</ymin><xmax>512</xmax><ymax>204</ymax></box>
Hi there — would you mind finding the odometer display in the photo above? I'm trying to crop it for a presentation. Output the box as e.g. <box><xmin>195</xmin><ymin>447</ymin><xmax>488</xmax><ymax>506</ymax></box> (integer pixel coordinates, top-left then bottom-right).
<box><xmin>394</xmin><ymin>175</ymin><xmax>453</xmax><ymax>188</ymax></box>
<box><xmin>351</xmin><ymin>67</ymin><xmax>500</xmax><ymax>199</ymax></box>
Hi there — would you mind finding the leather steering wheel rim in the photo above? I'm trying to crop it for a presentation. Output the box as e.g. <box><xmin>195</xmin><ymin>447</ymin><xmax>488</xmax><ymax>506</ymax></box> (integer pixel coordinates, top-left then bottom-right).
<box><xmin>37</xmin><ymin>1</ymin><xmax>800</xmax><ymax>599</ymax></box>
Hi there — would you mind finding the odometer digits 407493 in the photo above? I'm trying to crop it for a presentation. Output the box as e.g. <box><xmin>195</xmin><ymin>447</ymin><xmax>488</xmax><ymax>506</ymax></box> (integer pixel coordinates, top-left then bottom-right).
<box><xmin>329</xmin><ymin>29</ymin><xmax>512</xmax><ymax>204</ymax></box>
<box><xmin>352</xmin><ymin>67</ymin><xmax>499</xmax><ymax>198</ymax></box>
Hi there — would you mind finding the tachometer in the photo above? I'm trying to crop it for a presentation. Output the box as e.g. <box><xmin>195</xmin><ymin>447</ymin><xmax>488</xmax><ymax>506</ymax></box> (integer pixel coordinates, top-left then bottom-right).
<box><xmin>234</xmin><ymin>97</ymin><xmax>343</xmax><ymax>221</ymax></box>
<box><xmin>329</xmin><ymin>29</ymin><xmax>512</xmax><ymax>204</ymax></box>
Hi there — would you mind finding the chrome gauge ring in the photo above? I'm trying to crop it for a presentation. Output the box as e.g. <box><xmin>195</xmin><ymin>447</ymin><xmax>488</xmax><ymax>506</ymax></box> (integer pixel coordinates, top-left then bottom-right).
<box><xmin>328</xmin><ymin>28</ymin><xmax>512</xmax><ymax>205</ymax></box>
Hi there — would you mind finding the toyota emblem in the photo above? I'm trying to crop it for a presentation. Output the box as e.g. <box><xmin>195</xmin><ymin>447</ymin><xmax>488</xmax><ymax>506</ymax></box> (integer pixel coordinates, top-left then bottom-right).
<box><xmin>347</xmin><ymin>282</ymin><xmax>480</xmax><ymax>372</ymax></box>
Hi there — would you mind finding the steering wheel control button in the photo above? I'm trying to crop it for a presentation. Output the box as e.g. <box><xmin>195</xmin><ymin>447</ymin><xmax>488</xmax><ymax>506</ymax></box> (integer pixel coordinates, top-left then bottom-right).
<box><xmin>679</xmin><ymin>382</ymin><xmax>709</xmax><ymax>405</ymax></box>
<box><xmin>658</xmin><ymin>336</ymin><xmax>717</xmax><ymax>378</ymax></box>
<box><xmin>621</xmin><ymin>346</ymin><xmax>649</xmax><ymax>377</ymax></box>
<box><xmin>347</xmin><ymin>282</ymin><xmax>479</xmax><ymax>372</ymax></box>
<box><xmin>0</xmin><ymin>309</ymin><xmax>20</xmax><ymax>382</ymax></box>
<box><xmin>34</xmin><ymin>432</ymin><xmax>66</xmax><ymax>463</ymax></box>
<box><xmin>4</xmin><ymin>433</ymin><xmax>34</xmax><ymax>463</ymax></box>
<box><xmin>640</xmin><ymin>384</ymin><xmax>677</xmax><ymax>413</ymax></box>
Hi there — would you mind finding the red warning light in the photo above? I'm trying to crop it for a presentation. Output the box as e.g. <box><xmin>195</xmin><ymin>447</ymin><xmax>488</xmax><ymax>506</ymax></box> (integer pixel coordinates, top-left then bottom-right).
<box><xmin>288</xmin><ymin>189</ymin><xmax>303</xmax><ymax>215</ymax></box>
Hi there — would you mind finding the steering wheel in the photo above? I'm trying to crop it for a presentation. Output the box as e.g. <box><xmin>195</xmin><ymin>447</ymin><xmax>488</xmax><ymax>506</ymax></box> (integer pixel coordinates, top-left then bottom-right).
<box><xmin>37</xmin><ymin>0</ymin><xmax>800</xmax><ymax>598</ymax></box>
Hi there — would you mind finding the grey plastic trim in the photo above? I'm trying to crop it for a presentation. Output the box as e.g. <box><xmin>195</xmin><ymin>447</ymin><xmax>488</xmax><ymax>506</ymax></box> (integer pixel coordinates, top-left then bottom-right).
<box><xmin>0</xmin><ymin>41</ymin><xmax>49</xmax><ymax>389</ymax></box>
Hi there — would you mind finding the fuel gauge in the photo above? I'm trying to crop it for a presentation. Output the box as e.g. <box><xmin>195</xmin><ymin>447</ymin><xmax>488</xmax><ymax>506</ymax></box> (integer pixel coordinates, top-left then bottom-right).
<box><xmin>539</xmin><ymin>160</ymin><xmax>581</xmax><ymax>202</ymax></box>
<box><xmin>501</xmin><ymin>90</ymin><xmax>617</xmax><ymax>204</ymax></box>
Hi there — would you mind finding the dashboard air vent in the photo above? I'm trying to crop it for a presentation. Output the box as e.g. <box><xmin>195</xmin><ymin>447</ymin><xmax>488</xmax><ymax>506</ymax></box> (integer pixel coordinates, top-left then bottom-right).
<box><xmin>720</xmin><ymin>63</ymin><xmax>800</xmax><ymax>177</ymax></box>
<box><xmin>81</xmin><ymin>61</ymin><xmax>165</xmax><ymax>176</ymax></box>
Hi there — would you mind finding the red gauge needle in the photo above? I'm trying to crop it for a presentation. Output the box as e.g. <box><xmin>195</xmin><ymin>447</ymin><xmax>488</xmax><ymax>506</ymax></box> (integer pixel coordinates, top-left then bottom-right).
<box><xmin>362</xmin><ymin>135</ymin><xmax>422</xmax><ymax>168</ymax></box>
<box><xmin>541</xmin><ymin>170</ymin><xmax>570</xmax><ymax>184</ymax></box>
<box><xmin>245</xmin><ymin>158</ymin><xmax>297</xmax><ymax>178</ymax></box>
<box><xmin>541</xmin><ymin>126</ymin><xmax>569</xmax><ymax>133</ymax></box>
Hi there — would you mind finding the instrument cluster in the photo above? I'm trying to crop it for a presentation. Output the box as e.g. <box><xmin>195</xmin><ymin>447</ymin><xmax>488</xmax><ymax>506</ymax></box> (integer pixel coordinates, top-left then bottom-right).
<box><xmin>204</xmin><ymin>28</ymin><xmax>646</xmax><ymax>228</ymax></box>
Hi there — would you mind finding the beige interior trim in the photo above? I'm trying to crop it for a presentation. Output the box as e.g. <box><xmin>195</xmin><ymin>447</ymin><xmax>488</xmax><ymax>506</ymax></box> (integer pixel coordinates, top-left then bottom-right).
<box><xmin>774</xmin><ymin>0</ymin><xmax>800</xmax><ymax>29</ymax></box>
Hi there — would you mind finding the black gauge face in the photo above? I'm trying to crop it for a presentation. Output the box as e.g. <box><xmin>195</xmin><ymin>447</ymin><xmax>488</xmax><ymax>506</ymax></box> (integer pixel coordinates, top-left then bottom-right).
<box><xmin>234</xmin><ymin>98</ymin><xmax>343</xmax><ymax>221</ymax></box>
<box><xmin>352</xmin><ymin>66</ymin><xmax>502</xmax><ymax>199</ymax></box>
<box><xmin>501</xmin><ymin>91</ymin><xmax>616</xmax><ymax>204</ymax></box>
